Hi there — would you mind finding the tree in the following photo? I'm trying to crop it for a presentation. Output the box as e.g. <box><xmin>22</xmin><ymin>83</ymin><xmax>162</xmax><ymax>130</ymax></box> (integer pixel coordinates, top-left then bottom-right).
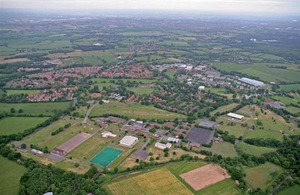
<box><xmin>21</xmin><ymin>143</ymin><xmax>27</xmax><ymax>149</ymax></box>
<box><xmin>18</xmin><ymin>109</ymin><xmax>24</xmax><ymax>113</ymax></box>
<box><xmin>10</xmin><ymin>108</ymin><xmax>15</xmax><ymax>113</ymax></box>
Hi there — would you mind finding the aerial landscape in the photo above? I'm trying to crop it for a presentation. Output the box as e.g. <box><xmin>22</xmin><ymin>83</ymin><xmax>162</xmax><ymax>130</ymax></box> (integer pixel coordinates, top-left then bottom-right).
<box><xmin>0</xmin><ymin>0</ymin><xmax>299</xmax><ymax>195</ymax></box>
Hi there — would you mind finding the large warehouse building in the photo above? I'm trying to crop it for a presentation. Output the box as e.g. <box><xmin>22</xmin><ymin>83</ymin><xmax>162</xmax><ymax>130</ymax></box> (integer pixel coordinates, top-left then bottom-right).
<box><xmin>239</xmin><ymin>77</ymin><xmax>265</xmax><ymax>87</ymax></box>
<box><xmin>119</xmin><ymin>135</ymin><xmax>138</xmax><ymax>148</ymax></box>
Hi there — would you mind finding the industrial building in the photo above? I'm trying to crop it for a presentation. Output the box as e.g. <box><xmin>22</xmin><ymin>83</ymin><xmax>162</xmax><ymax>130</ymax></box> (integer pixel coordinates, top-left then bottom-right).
<box><xmin>239</xmin><ymin>77</ymin><xmax>265</xmax><ymax>87</ymax></box>
<box><xmin>155</xmin><ymin>142</ymin><xmax>172</xmax><ymax>150</ymax></box>
<box><xmin>227</xmin><ymin>112</ymin><xmax>244</xmax><ymax>120</ymax></box>
<box><xmin>119</xmin><ymin>135</ymin><xmax>138</xmax><ymax>148</ymax></box>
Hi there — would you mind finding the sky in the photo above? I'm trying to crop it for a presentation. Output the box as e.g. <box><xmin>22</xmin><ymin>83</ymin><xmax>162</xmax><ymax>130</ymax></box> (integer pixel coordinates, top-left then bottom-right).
<box><xmin>1</xmin><ymin>0</ymin><xmax>299</xmax><ymax>16</ymax></box>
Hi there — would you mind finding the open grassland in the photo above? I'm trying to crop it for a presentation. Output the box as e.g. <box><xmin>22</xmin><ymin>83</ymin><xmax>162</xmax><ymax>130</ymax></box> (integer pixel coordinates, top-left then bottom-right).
<box><xmin>22</xmin><ymin>117</ymin><xmax>79</xmax><ymax>145</ymax></box>
<box><xmin>6</xmin><ymin>89</ymin><xmax>40</xmax><ymax>95</ymax></box>
<box><xmin>213</xmin><ymin>62</ymin><xmax>300</xmax><ymax>82</ymax></box>
<box><xmin>0</xmin><ymin>156</ymin><xmax>27</xmax><ymax>195</ymax></box>
<box><xmin>211</xmin><ymin>103</ymin><xmax>239</xmax><ymax>116</ymax></box>
<box><xmin>127</xmin><ymin>87</ymin><xmax>154</xmax><ymax>95</ymax></box>
<box><xmin>273</xmin><ymin>95</ymin><xmax>300</xmax><ymax>106</ymax></box>
<box><xmin>202</xmin><ymin>142</ymin><xmax>238</xmax><ymax>158</ymax></box>
<box><xmin>38</xmin><ymin>123</ymin><xmax>96</xmax><ymax>151</ymax></box>
<box><xmin>107</xmin><ymin>168</ymin><xmax>193</xmax><ymax>195</ymax></box>
<box><xmin>278</xmin><ymin>185</ymin><xmax>300</xmax><ymax>195</ymax></box>
<box><xmin>67</xmin><ymin>132</ymin><xmax>108</xmax><ymax>161</ymax></box>
<box><xmin>91</xmin><ymin>101</ymin><xmax>186</xmax><ymax>120</ymax></box>
<box><xmin>197</xmin><ymin>179</ymin><xmax>242</xmax><ymax>195</ymax></box>
<box><xmin>280</xmin><ymin>84</ymin><xmax>300</xmax><ymax>92</ymax></box>
<box><xmin>285</xmin><ymin>106</ymin><xmax>300</xmax><ymax>115</ymax></box>
<box><xmin>0</xmin><ymin>117</ymin><xmax>49</xmax><ymax>135</ymax></box>
<box><xmin>0</xmin><ymin>102</ymin><xmax>70</xmax><ymax>116</ymax></box>
<box><xmin>205</xmin><ymin>88</ymin><xmax>233</xmax><ymax>99</ymax></box>
<box><xmin>54</xmin><ymin>159</ymin><xmax>89</xmax><ymax>175</ymax></box>
<box><xmin>167</xmin><ymin>161</ymin><xmax>208</xmax><ymax>175</ymax></box>
<box><xmin>216</xmin><ymin>116</ymin><xmax>248</xmax><ymax>137</ymax></box>
<box><xmin>236</xmin><ymin>142</ymin><xmax>276</xmax><ymax>157</ymax></box>
<box><xmin>245</xmin><ymin>163</ymin><xmax>284</xmax><ymax>190</ymax></box>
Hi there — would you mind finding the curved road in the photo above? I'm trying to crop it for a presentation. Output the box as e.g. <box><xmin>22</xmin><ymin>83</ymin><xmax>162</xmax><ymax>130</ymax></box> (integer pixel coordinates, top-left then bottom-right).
<box><xmin>83</xmin><ymin>102</ymin><xmax>98</xmax><ymax>124</ymax></box>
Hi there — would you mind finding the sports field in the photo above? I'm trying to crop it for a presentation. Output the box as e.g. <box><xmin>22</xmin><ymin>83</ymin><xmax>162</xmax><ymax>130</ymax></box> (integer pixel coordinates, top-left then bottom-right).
<box><xmin>90</xmin><ymin>147</ymin><xmax>123</xmax><ymax>167</ymax></box>
<box><xmin>0</xmin><ymin>117</ymin><xmax>49</xmax><ymax>135</ymax></box>
<box><xmin>107</xmin><ymin>168</ymin><xmax>192</xmax><ymax>195</ymax></box>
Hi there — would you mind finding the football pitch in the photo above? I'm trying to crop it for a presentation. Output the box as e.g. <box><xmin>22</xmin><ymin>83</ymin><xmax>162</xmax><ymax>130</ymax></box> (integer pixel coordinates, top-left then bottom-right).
<box><xmin>90</xmin><ymin>147</ymin><xmax>122</xmax><ymax>167</ymax></box>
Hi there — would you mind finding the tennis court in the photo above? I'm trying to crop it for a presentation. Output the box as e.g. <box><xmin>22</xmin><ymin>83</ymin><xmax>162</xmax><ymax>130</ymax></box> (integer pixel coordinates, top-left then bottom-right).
<box><xmin>90</xmin><ymin>147</ymin><xmax>123</xmax><ymax>167</ymax></box>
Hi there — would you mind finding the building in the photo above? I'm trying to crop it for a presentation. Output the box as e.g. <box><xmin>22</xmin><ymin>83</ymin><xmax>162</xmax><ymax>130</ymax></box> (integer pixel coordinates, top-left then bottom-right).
<box><xmin>239</xmin><ymin>77</ymin><xmax>265</xmax><ymax>87</ymax></box>
<box><xmin>198</xmin><ymin>86</ymin><xmax>205</xmax><ymax>90</ymax></box>
<box><xmin>31</xmin><ymin>149</ymin><xmax>44</xmax><ymax>156</ymax></box>
<box><xmin>101</xmin><ymin>131</ymin><xmax>117</xmax><ymax>138</ymax></box>
<box><xmin>227</xmin><ymin>112</ymin><xmax>244</xmax><ymax>120</ymax></box>
<box><xmin>198</xmin><ymin>119</ymin><xmax>219</xmax><ymax>129</ymax></box>
<box><xmin>155</xmin><ymin>142</ymin><xmax>172</xmax><ymax>150</ymax></box>
<box><xmin>185</xmin><ymin>127</ymin><xmax>215</xmax><ymax>145</ymax></box>
<box><xmin>119</xmin><ymin>135</ymin><xmax>138</xmax><ymax>148</ymax></box>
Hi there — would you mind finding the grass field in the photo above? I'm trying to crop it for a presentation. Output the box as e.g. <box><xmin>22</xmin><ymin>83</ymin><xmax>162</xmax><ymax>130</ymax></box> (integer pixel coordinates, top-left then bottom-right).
<box><xmin>0</xmin><ymin>117</ymin><xmax>49</xmax><ymax>135</ymax></box>
<box><xmin>273</xmin><ymin>95</ymin><xmax>300</xmax><ymax>106</ymax></box>
<box><xmin>6</xmin><ymin>90</ymin><xmax>40</xmax><ymax>95</ymax></box>
<box><xmin>211</xmin><ymin>103</ymin><xmax>239</xmax><ymax>116</ymax></box>
<box><xmin>202</xmin><ymin>142</ymin><xmax>238</xmax><ymax>158</ymax></box>
<box><xmin>278</xmin><ymin>185</ymin><xmax>300</xmax><ymax>195</ymax></box>
<box><xmin>127</xmin><ymin>87</ymin><xmax>154</xmax><ymax>95</ymax></box>
<box><xmin>236</xmin><ymin>142</ymin><xmax>276</xmax><ymax>157</ymax></box>
<box><xmin>167</xmin><ymin>161</ymin><xmax>208</xmax><ymax>176</ymax></box>
<box><xmin>197</xmin><ymin>179</ymin><xmax>242</xmax><ymax>195</ymax></box>
<box><xmin>213</xmin><ymin>62</ymin><xmax>300</xmax><ymax>82</ymax></box>
<box><xmin>285</xmin><ymin>106</ymin><xmax>300</xmax><ymax>115</ymax></box>
<box><xmin>245</xmin><ymin>162</ymin><xmax>284</xmax><ymax>190</ymax></box>
<box><xmin>280</xmin><ymin>84</ymin><xmax>300</xmax><ymax>92</ymax></box>
<box><xmin>0</xmin><ymin>156</ymin><xmax>27</xmax><ymax>195</ymax></box>
<box><xmin>107</xmin><ymin>168</ymin><xmax>193</xmax><ymax>195</ymax></box>
<box><xmin>90</xmin><ymin>101</ymin><xmax>186</xmax><ymax>120</ymax></box>
<box><xmin>0</xmin><ymin>102</ymin><xmax>70</xmax><ymax>116</ymax></box>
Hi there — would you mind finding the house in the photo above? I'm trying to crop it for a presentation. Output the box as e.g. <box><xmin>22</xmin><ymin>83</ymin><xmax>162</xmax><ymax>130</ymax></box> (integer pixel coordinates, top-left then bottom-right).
<box><xmin>119</xmin><ymin>136</ymin><xmax>138</xmax><ymax>148</ymax></box>
<box><xmin>155</xmin><ymin>142</ymin><xmax>172</xmax><ymax>150</ymax></box>
<box><xmin>101</xmin><ymin>131</ymin><xmax>117</xmax><ymax>138</ymax></box>
<box><xmin>227</xmin><ymin>113</ymin><xmax>244</xmax><ymax>120</ymax></box>
<box><xmin>31</xmin><ymin>149</ymin><xmax>44</xmax><ymax>156</ymax></box>
<box><xmin>198</xmin><ymin>86</ymin><xmax>205</xmax><ymax>90</ymax></box>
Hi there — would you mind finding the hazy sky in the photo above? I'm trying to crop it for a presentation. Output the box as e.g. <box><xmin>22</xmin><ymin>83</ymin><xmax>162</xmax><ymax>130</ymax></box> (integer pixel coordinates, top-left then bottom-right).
<box><xmin>1</xmin><ymin>0</ymin><xmax>299</xmax><ymax>15</ymax></box>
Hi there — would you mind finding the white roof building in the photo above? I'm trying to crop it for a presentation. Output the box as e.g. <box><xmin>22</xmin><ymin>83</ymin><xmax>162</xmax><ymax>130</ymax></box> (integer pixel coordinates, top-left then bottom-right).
<box><xmin>239</xmin><ymin>77</ymin><xmax>265</xmax><ymax>87</ymax></box>
<box><xmin>119</xmin><ymin>135</ymin><xmax>138</xmax><ymax>148</ymax></box>
<box><xmin>155</xmin><ymin>142</ymin><xmax>172</xmax><ymax>150</ymax></box>
<box><xmin>101</xmin><ymin>131</ymin><xmax>117</xmax><ymax>138</ymax></box>
<box><xmin>227</xmin><ymin>112</ymin><xmax>244</xmax><ymax>120</ymax></box>
<box><xmin>198</xmin><ymin>86</ymin><xmax>205</xmax><ymax>90</ymax></box>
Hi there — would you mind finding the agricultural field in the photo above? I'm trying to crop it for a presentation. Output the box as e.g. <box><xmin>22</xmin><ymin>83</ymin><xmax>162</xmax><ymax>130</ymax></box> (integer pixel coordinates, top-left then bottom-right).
<box><xmin>0</xmin><ymin>102</ymin><xmax>70</xmax><ymax>116</ymax></box>
<box><xmin>197</xmin><ymin>179</ymin><xmax>242</xmax><ymax>195</ymax></box>
<box><xmin>245</xmin><ymin>162</ymin><xmax>284</xmax><ymax>190</ymax></box>
<box><xmin>202</xmin><ymin>142</ymin><xmax>238</xmax><ymax>158</ymax></box>
<box><xmin>0</xmin><ymin>156</ymin><xmax>27</xmax><ymax>195</ymax></box>
<box><xmin>235</xmin><ymin>142</ymin><xmax>276</xmax><ymax>157</ymax></box>
<box><xmin>273</xmin><ymin>95</ymin><xmax>300</xmax><ymax>106</ymax></box>
<box><xmin>210</xmin><ymin>103</ymin><xmax>239</xmax><ymax>116</ymax></box>
<box><xmin>6</xmin><ymin>90</ymin><xmax>40</xmax><ymax>95</ymax></box>
<box><xmin>107</xmin><ymin>168</ymin><xmax>193</xmax><ymax>195</ymax></box>
<box><xmin>285</xmin><ymin>106</ymin><xmax>300</xmax><ymax>116</ymax></box>
<box><xmin>127</xmin><ymin>87</ymin><xmax>154</xmax><ymax>95</ymax></box>
<box><xmin>280</xmin><ymin>84</ymin><xmax>300</xmax><ymax>92</ymax></box>
<box><xmin>213</xmin><ymin>62</ymin><xmax>300</xmax><ymax>83</ymax></box>
<box><xmin>0</xmin><ymin>117</ymin><xmax>49</xmax><ymax>135</ymax></box>
<box><xmin>278</xmin><ymin>185</ymin><xmax>300</xmax><ymax>195</ymax></box>
<box><xmin>90</xmin><ymin>101</ymin><xmax>186</xmax><ymax>120</ymax></box>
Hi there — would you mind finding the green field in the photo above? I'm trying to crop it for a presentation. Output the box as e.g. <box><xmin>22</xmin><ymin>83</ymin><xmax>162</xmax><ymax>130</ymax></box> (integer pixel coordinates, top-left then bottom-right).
<box><xmin>197</xmin><ymin>179</ymin><xmax>241</xmax><ymax>195</ymax></box>
<box><xmin>0</xmin><ymin>156</ymin><xmax>27</xmax><ymax>195</ymax></box>
<box><xmin>213</xmin><ymin>62</ymin><xmax>300</xmax><ymax>82</ymax></box>
<box><xmin>127</xmin><ymin>87</ymin><xmax>154</xmax><ymax>95</ymax></box>
<box><xmin>236</xmin><ymin>142</ymin><xmax>276</xmax><ymax>157</ymax></box>
<box><xmin>0</xmin><ymin>102</ymin><xmax>70</xmax><ymax>116</ymax></box>
<box><xmin>6</xmin><ymin>90</ymin><xmax>40</xmax><ymax>95</ymax></box>
<box><xmin>273</xmin><ymin>95</ymin><xmax>300</xmax><ymax>106</ymax></box>
<box><xmin>0</xmin><ymin>117</ymin><xmax>49</xmax><ymax>135</ymax></box>
<box><xmin>90</xmin><ymin>147</ymin><xmax>123</xmax><ymax>167</ymax></box>
<box><xmin>107</xmin><ymin>168</ymin><xmax>193</xmax><ymax>195</ymax></box>
<box><xmin>280</xmin><ymin>84</ymin><xmax>300</xmax><ymax>92</ymax></box>
<box><xmin>285</xmin><ymin>106</ymin><xmax>300</xmax><ymax>115</ymax></box>
<box><xmin>245</xmin><ymin>162</ymin><xmax>284</xmax><ymax>190</ymax></box>
<box><xmin>92</xmin><ymin>78</ymin><xmax>157</xmax><ymax>84</ymax></box>
<box><xmin>167</xmin><ymin>161</ymin><xmax>208</xmax><ymax>176</ymax></box>
<box><xmin>278</xmin><ymin>185</ymin><xmax>300</xmax><ymax>195</ymax></box>
<box><xmin>211</xmin><ymin>103</ymin><xmax>239</xmax><ymax>116</ymax></box>
<box><xmin>90</xmin><ymin>101</ymin><xmax>186</xmax><ymax>120</ymax></box>
<box><xmin>202</xmin><ymin>142</ymin><xmax>238</xmax><ymax>158</ymax></box>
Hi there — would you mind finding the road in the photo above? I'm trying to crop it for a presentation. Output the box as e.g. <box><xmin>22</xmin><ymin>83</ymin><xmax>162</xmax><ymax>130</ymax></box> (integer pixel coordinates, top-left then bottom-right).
<box><xmin>83</xmin><ymin>102</ymin><xmax>98</xmax><ymax>124</ymax></box>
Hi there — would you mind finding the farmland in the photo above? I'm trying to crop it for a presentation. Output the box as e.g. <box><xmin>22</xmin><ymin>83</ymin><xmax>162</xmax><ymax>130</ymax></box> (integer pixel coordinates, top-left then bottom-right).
<box><xmin>202</xmin><ymin>142</ymin><xmax>238</xmax><ymax>158</ymax></box>
<box><xmin>245</xmin><ymin>162</ymin><xmax>284</xmax><ymax>190</ymax></box>
<box><xmin>0</xmin><ymin>156</ymin><xmax>27</xmax><ymax>195</ymax></box>
<box><xmin>90</xmin><ymin>101</ymin><xmax>186</xmax><ymax>120</ymax></box>
<box><xmin>107</xmin><ymin>168</ymin><xmax>193</xmax><ymax>195</ymax></box>
<box><xmin>236</xmin><ymin>142</ymin><xmax>276</xmax><ymax>157</ymax></box>
<box><xmin>278</xmin><ymin>185</ymin><xmax>300</xmax><ymax>195</ymax></box>
<box><xmin>197</xmin><ymin>179</ymin><xmax>242</xmax><ymax>195</ymax></box>
<box><xmin>0</xmin><ymin>102</ymin><xmax>70</xmax><ymax>116</ymax></box>
<box><xmin>0</xmin><ymin>117</ymin><xmax>49</xmax><ymax>135</ymax></box>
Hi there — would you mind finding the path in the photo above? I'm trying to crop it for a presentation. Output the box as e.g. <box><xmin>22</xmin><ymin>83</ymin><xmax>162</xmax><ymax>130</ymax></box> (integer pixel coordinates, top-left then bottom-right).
<box><xmin>272</xmin><ymin>173</ymin><xmax>294</xmax><ymax>195</ymax></box>
<box><xmin>83</xmin><ymin>101</ymin><xmax>99</xmax><ymax>124</ymax></box>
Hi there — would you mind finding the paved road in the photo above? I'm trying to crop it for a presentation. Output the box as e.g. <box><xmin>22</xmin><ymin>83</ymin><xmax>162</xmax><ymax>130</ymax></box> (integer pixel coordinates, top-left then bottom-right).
<box><xmin>83</xmin><ymin>102</ymin><xmax>98</xmax><ymax>124</ymax></box>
